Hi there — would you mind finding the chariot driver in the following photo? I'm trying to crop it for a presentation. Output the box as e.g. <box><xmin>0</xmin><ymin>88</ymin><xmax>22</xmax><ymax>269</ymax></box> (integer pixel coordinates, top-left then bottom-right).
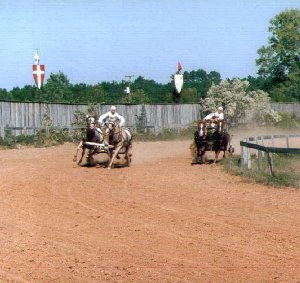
<box><xmin>98</xmin><ymin>106</ymin><xmax>126</xmax><ymax>145</ymax></box>
<box><xmin>204</xmin><ymin>106</ymin><xmax>224</xmax><ymax>122</ymax></box>
<box><xmin>98</xmin><ymin>106</ymin><xmax>125</xmax><ymax>128</ymax></box>
<box><xmin>204</xmin><ymin>106</ymin><xmax>225</xmax><ymax>134</ymax></box>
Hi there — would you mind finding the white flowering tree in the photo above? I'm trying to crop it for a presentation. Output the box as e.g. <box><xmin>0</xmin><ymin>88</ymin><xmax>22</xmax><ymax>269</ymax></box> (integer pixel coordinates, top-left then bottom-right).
<box><xmin>202</xmin><ymin>79</ymin><xmax>281</xmax><ymax>125</ymax></box>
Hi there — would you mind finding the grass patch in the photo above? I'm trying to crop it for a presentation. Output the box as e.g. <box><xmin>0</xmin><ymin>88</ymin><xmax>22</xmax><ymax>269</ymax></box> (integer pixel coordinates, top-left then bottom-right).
<box><xmin>0</xmin><ymin>128</ymin><xmax>73</xmax><ymax>149</ymax></box>
<box><xmin>224</xmin><ymin>154</ymin><xmax>300</xmax><ymax>189</ymax></box>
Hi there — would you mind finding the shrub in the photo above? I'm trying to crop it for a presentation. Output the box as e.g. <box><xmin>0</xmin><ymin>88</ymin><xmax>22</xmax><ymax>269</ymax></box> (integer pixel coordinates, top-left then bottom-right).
<box><xmin>224</xmin><ymin>155</ymin><xmax>300</xmax><ymax>188</ymax></box>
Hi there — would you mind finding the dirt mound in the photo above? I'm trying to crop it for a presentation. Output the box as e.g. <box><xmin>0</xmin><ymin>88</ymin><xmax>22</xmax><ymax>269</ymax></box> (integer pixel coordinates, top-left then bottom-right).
<box><xmin>0</xmin><ymin>141</ymin><xmax>299</xmax><ymax>282</ymax></box>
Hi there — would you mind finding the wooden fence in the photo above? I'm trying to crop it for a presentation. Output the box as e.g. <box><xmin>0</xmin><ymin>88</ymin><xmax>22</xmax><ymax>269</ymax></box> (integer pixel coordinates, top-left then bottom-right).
<box><xmin>240</xmin><ymin>134</ymin><xmax>300</xmax><ymax>175</ymax></box>
<box><xmin>0</xmin><ymin>102</ymin><xmax>202</xmax><ymax>136</ymax></box>
<box><xmin>0</xmin><ymin>101</ymin><xmax>299</xmax><ymax>137</ymax></box>
<box><xmin>271</xmin><ymin>102</ymin><xmax>300</xmax><ymax>117</ymax></box>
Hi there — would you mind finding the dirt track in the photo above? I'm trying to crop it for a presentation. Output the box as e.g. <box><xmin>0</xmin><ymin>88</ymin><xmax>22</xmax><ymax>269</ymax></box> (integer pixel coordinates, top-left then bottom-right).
<box><xmin>0</xmin><ymin>141</ymin><xmax>299</xmax><ymax>282</ymax></box>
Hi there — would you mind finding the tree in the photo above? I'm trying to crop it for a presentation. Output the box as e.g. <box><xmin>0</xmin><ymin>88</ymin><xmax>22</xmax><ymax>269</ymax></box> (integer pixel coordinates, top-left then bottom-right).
<box><xmin>70</xmin><ymin>83</ymin><xmax>92</xmax><ymax>103</ymax></box>
<box><xmin>182</xmin><ymin>69</ymin><xmax>222</xmax><ymax>100</ymax></box>
<box><xmin>132</xmin><ymin>76</ymin><xmax>169</xmax><ymax>103</ymax></box>
<box><xmin>256</xmin><ymin>9</ymin><xmax>300</xmax><ymax>101</ymax></box>
<box><xmin>180</xmin><ymin>87</ymin><xmax>198</xmax><ymax>103</ymax></box>
<box><xmin>0</xmin><ymin>88</ymin><xmax>13</xmax><ymax>100</ymax></box>
<box><xmin>91</xmin><ymin>83</ymin><xmax>106</xmax><ymax>103</ymax></box>
<box><xmin>43</xmin><ymin>71</ymin><xmax>72</xmax><ymax>102</ymax></box>
<box><xmin>202</xmin><ymin>79</ymin><xmax>281</xmax><ymax>125</ymax></box>
<box><xmin>121</xmin><ymin>89</ymin><xmax>150</xmax><ymax>104</ymax></box>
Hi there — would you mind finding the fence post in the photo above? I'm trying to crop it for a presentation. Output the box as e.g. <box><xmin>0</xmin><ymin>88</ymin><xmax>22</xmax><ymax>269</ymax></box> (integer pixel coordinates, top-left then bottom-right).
<box><xmin>255</xmin><ymin>137</ymin><xmax>259</xmax><ymax>158</ymax></box>
<box><xmin>286</xmin><ymin>135</ymin><xmax>290</xmax><ymax>148</ymax></box>
<box><xmin>271</xmin><ymin>135</ymin><xmax>275</xmax><ymax>147</ymax></box>
<box><xmin>261</xmin><ymin>136</ymin><xmax>265</xmax><ymax>157</ymax></box>
<box><xmin>267</xmin><ymin>152</ymin><xmax>273</xmax><ymax>176</ymax></box>
<box><xmin>247</xmin><ymin>146</ymin><xmax>251</xmax><ymax>169</ymax></box>
<box><xmin>243</xmin><ymin>139</ymin><xmax>248</xmax><ymax>166</ymax></box>
<box><xmin>258</xmin><ymin>150</ymin><xmax>263</xmax><ymax>171</ymax></box>
<box><xmin>241</xmin><ymin>144</ymin><xmax>244</xmax><ymax>166</ymax></box>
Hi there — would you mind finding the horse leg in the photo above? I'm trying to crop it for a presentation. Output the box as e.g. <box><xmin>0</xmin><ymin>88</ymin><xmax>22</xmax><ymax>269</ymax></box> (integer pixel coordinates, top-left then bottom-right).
<box><xmin>86</xmin><ymin>149</ymin><xmax>94</xmax><ymax>163</ymax></box>
<box><xmin>128</xmin><ymin>143</ymin><xmax>133</xmax><ymax>157</ymax></box>
<box><xmin>125</xmin><ymin>144</ymin><xmax>132</xmax><ymax>166</ymax></box>
<box><xmin>200</xmin><ymin>150</ymin><xmax>206</xmax><ymax>163</ymax></box>
<box><xmin>196</xmin><ymin>146</ymin><xmax>201</xmax><ymax>163</ymax></box>
<box><xmin>214</xmin><ymin>150</ymin><xmax>220</xmax><ymax>163</ymax></box>
<box><xmin>78</xmin><ymin>146</ymin><xmax>86</xmax><ymax>165</ymax></box>
<box><xmin>73</xmin><ymin>141</ymin><xmax>83</xmax><ymax>163</ymax></box>
<box><xmin>108</xmin><ymin>143</ymin><xmax>123</xmax><ymax>169</ymax></box>
<box><xmin>223</xmin><ymin>136</ymin><xmax>229</xmax><ymax>158</ymax></box>
<box><xmin>125</xmin><ymin>145</ymin><xmax>130</xmax><ymax>166</ymax></box>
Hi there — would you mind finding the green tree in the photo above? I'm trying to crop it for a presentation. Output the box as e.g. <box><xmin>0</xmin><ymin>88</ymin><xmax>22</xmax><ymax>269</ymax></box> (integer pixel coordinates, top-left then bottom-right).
<box><xmin>132</xmin><ymin>76</ymin><xmax>170</xmax><ymax>103</ymax></box>
<box><xmin>182</xmin><ymin>69</ymin><xmax>221</xmax><ymax>100</ymax></box>
<box><xmin>180</xmin><ymin>87</ymin><xmax>198</xmax><ymax>103</ymax></box>
<box><xmin>0</xmin><ymin>88</ymin><xmax>13</xmax><ymax>100</ymax></box>
<box><xmin>256</xmin><ymin>9</ymin><xmax>300</xmax><ymax>101</ymax></box>
<box><xmin>121</xmin><ymin>89</ymin><xmax>150</xmax><ymax>104</ymax></box>
<box><xmin>43</xmin><ymin>71</ymin><xmax>72</xmax><ymax>102</ymax></box>
<box><xmin>70</xmin><ymin>83</ymin><xmax>92</xmax><ymax>103</ymax></box>
<box><xmin>91</xmin><ymin>83</ymin><xmax>106</xmax><ymax>103</ymax></box>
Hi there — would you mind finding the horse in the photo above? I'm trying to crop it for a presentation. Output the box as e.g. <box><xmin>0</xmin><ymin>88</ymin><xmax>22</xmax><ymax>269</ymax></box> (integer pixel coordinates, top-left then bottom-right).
<box><xmin>193</xmin><ymin>119</ymin><xmax>233</xmax><ymax>164</ymax></box>
<box><xmin>73</xmin><ymin>115</ymin><xmax>106</xmax><ymax>165</ymax></box>
<box><xmin>103</xmin><ymin>121</ymin><xmax>133</xmax><ymax>169</ymax></box>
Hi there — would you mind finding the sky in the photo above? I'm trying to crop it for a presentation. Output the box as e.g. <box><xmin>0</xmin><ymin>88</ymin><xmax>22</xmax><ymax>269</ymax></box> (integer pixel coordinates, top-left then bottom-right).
<box><xmin>0</xmin><ymin>0</ymin><xmax>299</xmax><ymax>90</ymax></box>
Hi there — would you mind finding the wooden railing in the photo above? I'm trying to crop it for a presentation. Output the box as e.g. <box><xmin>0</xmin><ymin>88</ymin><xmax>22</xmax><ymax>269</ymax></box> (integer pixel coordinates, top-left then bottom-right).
<box><xmin>240</xmin><ymin>134</ymin><xmax>300</xmax><ymax>175</ymax></box>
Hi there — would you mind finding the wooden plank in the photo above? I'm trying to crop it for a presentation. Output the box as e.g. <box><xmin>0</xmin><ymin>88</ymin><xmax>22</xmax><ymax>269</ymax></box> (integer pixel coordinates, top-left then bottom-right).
<box><xmin>286</xmin><ymin>135</ymin><xmax>290</xmax><ymax>148</ymax></box>
<box><xmin>288</xmin><ymin>134</ymin><xmax>300</xmax><ymax>138</ymax></box>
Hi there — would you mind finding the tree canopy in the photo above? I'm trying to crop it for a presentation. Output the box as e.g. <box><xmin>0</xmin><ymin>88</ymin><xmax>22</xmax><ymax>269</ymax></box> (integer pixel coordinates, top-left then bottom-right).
<box><xmin>256</xmin><ymin>9</ymin><xmax>300</xmax><ymax>101</ymax></box>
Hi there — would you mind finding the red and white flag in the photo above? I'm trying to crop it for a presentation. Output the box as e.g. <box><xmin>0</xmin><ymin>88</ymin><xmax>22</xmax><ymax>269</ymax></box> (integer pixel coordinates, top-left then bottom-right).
<box><xmin>32</xmin><ymin>64</ymin><xmax>45</xmax><ymax>89</ymax></box>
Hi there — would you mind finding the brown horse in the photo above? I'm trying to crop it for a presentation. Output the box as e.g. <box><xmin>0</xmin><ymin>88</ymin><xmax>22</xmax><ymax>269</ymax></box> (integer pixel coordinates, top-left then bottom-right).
<box><xmin>73</xmin><ymin>116</ymin><xmax>106</xmax><ymax>165</ymax></box>
<box><xmin>103</xmin><ymin>122</ymin><xmax>133</xmax><ymax>169</ymax></box>
<box><xmin>193</xmin><ymin>119</ymin><xmax>233</xmax><ymax>164</ymax></box>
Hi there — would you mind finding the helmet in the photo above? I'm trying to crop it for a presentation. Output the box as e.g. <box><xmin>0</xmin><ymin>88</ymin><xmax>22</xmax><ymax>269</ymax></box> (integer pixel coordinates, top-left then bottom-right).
<box><xmin>110</xmin><ymin>106</ymin><xmax>116</xmax><ymax>112</ymax></box>
<box><xmin>217</xmin><ymin>106</ymin><xmax>223</xmax><ymax>111</ymax></box>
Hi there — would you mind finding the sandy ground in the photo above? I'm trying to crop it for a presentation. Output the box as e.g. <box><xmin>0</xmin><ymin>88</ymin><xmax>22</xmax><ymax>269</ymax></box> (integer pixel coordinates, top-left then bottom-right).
<box><xmin>0</xmin><ymin>139</ymin><xmax>299</xmax><ymax>282</ymax></box>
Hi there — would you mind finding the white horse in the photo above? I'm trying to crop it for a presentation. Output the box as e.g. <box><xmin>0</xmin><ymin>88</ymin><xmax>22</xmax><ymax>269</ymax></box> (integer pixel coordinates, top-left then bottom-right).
<box><xmin>104</xmin><ymin>122</ymin><xmax>133</xmax><ymax>169</ymax></box>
